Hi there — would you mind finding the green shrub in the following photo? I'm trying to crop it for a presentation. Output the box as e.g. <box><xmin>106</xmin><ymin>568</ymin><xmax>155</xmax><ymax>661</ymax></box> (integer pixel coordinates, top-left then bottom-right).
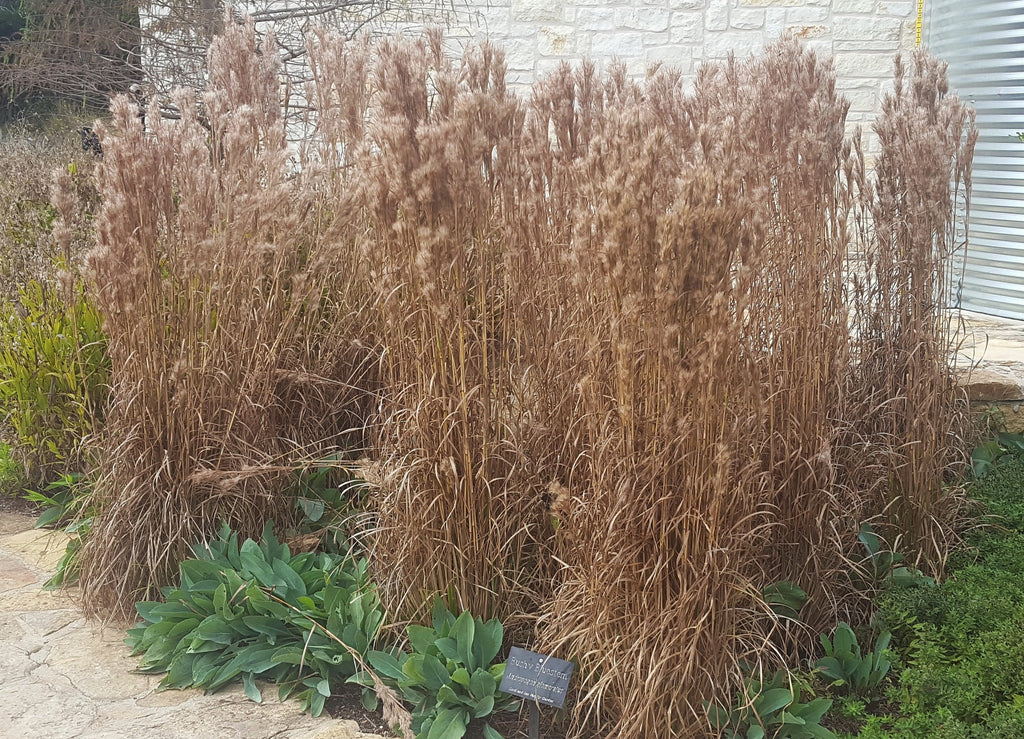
<box><xmin>288</xmin><ymin>460</ymin><xmax>370</xmax><ymax>556</ymax></box>
<box><xmin>356</xmin><ymin>599</ymin><xmax>518</xmax><ymax>739</ymax></box>
<box><xmin>707</xmin><ymin>669</ymin><xmax>836</xmax><ymax>739</ymax></box>
<box><xmin>23</xmin><ymin>471</ymin><xmax>92</xmax><ymax>587</ymax></box>
<box><xmin>0</xmin><ymin>441</ymin><xmax>25</xmax><ymax>495</ymax></box>
<box><xmin>858</xmin><ymin>448</ymin><xmax>1024</xmax><ymax>737</ymax></box>
<box><xmin>814</xmin><ymin>624</ymin><xmax>892</xmax><ymax>698</ymax></box>
<box><xmin>0</xmin><ymin>279</ymin><xmax>107</xmax><ymax>483</ymax></box>
<box><xmin>126</xmin><ymin>523</ymin><xmax>383</xmax><ymax>717</ymax></box>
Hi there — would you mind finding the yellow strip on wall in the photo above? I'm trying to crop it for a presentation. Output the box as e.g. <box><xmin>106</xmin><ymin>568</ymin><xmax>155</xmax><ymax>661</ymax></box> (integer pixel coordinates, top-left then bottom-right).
<box><xmin>917</xmin><ymin>0</ymin><xmax>924</xmax><ymax>46</ymax></box>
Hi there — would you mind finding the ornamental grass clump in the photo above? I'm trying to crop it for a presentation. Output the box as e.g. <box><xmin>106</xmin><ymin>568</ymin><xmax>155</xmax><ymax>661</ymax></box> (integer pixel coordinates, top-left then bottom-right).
<box><xmin>79</xmin><ymin>19</ymin><xmax>376</xmax><ymax>617</ymax></box>
<box><xmin>848</xmin><ymin>51</ymin><xmax>977</xmax><ymax>572</ymax></box>
<box><xmin>308</xmin><ymin>32</ymin><xmax>557</xmax><ymax>624</ymax></box>
<box><xmin>80</xmin><ymin>19</ymin><xmax>976</xmax><ymax>738</ymax></box>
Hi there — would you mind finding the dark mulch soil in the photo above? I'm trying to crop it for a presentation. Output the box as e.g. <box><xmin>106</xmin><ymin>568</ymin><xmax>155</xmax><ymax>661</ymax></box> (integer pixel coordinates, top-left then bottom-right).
<box><xmin>325</xmin><ymin>689</ymin><xmax>570</xmax><ymax>738</ymax></box>
<box><xmin>0</xmin><ymin>493</ymin><xmax>40</xmax><ymax>517</ymax></box>
<box><xmin>325</xmin><ymin>683</ymin><xmax>398</xmax><ymax>736</ymax></box>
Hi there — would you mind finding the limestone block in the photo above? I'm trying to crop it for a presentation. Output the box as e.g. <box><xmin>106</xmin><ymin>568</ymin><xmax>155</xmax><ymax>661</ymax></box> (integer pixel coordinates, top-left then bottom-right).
<box><xmin>511</xmin><ymin>0</ymin><xmax>565</xmax><ymax>23</ymax></box>
<box><xmin>502</xmin><ymin>36</ymin><xmax>536</xmax><ymax>72</ymax></box>
<box><xmin>786</xmin><ymin>6</ymin><xmax>829</xmax><ymax>23</ymax></box>
<box><xmin>878</xmin><ymin>1</ymin><xmax>915</xmax><ymax>17</ymax></box>
<box><xmin>615</xmin><ymin>6</ymin><xmax>672</xmax><ymax>32</ymax></box>
<box><xmin>538</xmin><ymin>26</ymin><xmax>580</xmax><ymax>55</ymax></box>
<box><xmin>834</xmin><ymin>51</ymin><xmax>899</xmax><ymax>78</ymax></box>
<box><xmin>792</xmin><ymin>24</ymin><xmax>829</xmax><ymax>39</ymax></box>
<box><xmin>741</xmin><ymin>0</ymin><xmax>803</xmax><ymax>7</ymax></box>
<box><xmin>834</xmin><ymin>38</ymin><xmax>907</xmax><ymax>52</ymax></box>
<box><xmin>834</xmin><ymin>0</ymin><xmax>876</xmax><ymax>12</ymax></box>
<box><xmin>591</xmin><ymin>31</ymin><xmax>647</xmax><ymax>57</ymax></box>
<box><xmin>644</xmin><ymin>47</ymin><xmax>694</xmax><ymax>72</ymax></box>
<box><xmin>706</xmin><ymin>0</ymin><xmax>729</xmax><ymax>30</ymax></box>
<box><xmin>703</xmin><ymin>31</ymin><xmax>765</xmax><ymax>59</ymax></box>
<box><xmin>837</xmin><ymin>83</ymin><xmax>878</xmax><ymax>112</ymax></box>
<box><xmin>573</xmin><ymin>6</ymin><xmax>616</xmax><ymax>31</ymax></box>
<box><xmin>731</xmin><ymin>8</ymin><xmax>766</xmax><ymax>29</ymax></box>
<box><xmin>669</xmin><ymin>11</ymin><xmax>704</xmax><ymax>43</ymax></box>
<box><xmin>833</xmin><ymin>16</ymin><xmax>902</xmax><ymax>43</ymax></box>
<box><xmin>959</xmin><ymin>367</ymin><xmax>1024</xmax><ymax>402</ymax></box>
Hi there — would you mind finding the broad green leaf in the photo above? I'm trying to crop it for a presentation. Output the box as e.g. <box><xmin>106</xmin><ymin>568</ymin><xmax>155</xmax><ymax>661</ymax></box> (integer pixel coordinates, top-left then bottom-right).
<box><xmin>271</xmin><ymin>558</ymin><xmax>306</xmax><ymax>598</ymax></box>
<box><xmin>755</xmin><ymin>687</ymin><xmax>793</xmax><ymax>716</ymax></box>
<box><xmin>298</xmin><ymin>497</ymin><xmax>325</xmax><ymax>523</ymax></box>
<box><xmin>361</xmin><ymin>688</ymin><xmax>379</xmax><ymax>712</ymax></box>
<box><xmin>779</xmin><ymin>710</ymin><xmax>806</xmax><ymax>725</ymax></box>
<box><xmin>192</xmin><ymin>616</ymin><xmax>234</xmax><ymax>645</ymax></box>
<box><xmin>471</xmin><ymin>695</ymin><xmax>494</xmax><ymax>718</ymax></box>
<box><xmin>453</xmin><ymin>612</ymin><xmax>476</xmax><ymax>671</ymax></box>
<box><xmin>436</xmin><ymin>684</ymin><xmax>459</xmax><ymax>706</ymax></box>
<box><xmin>368</xmin><ymin>651</ymin><xmax>406</xmax><ymax>681</ymax></box>
<box><xmin>33</xmin><ymin>506</ymin><xmax>63</xmax><ymax>529</ymax></box>
<box><xmin>135</xmin><ymin>601</ymin><xmax>167</xmax><ymax>624</ymax></box>
<box><xmin>242</xmin><ymin>671</ymin><xmax>262</xmax><ymax>703</ymax></box>
<box><xmin>469</xmin><ymin>669</ymin><xmax>496</xmax><ymax>701</ymax></box>
<box><xmin>474</xmin><ymin>619</ymin><xmax>503</xmax><ymax>667</ymax></box>
<box><xmin>408</xmin><ymin>624</ymin><xmax>437</xmax><ymax>655</ymax></box>
<box><xmin>426</xmin><ymin>707</ymin><xmax>468</xmax><ymax>739</ymax></box>
<box><xmin>436</xmin><ymin>636</ymin><xmax>459</xmax><ymax>662</ymax></box>
<box><xmin>347</xmin><ymin>671</ymin><xmax>376</xmax><ymax>691</ymax></box>
<box><xmin>420</xmin><ymin>654</ymin><xmax>451</xmax><ymax>691</ymax></box>
<box><xmin>482</xmin><ymin>726</ymin><xmax>505</xmax><ymax>739</ymax></box>
<box><xmin>309</xmin><ymin>689</ymin><xmax>326</xmax><ymax>717</ymax></box>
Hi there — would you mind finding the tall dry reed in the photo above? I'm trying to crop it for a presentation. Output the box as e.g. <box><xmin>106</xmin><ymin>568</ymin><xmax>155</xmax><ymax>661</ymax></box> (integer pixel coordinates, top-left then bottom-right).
<box><xmin>80</xmin><ymin>18</ymin><xmax>375</xmax><ymax>617</ymax></box>
<box><xmin>848</xmin><ymin>51</ymin><xmax>977</xmax><ymax>571</ymax></box>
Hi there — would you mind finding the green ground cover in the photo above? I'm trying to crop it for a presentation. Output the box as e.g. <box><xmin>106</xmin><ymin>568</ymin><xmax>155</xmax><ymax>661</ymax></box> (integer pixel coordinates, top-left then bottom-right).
<box><xmin>842</xmin><ymin>444</ymin><xmax>1024</xmax><ymax>738</ymax></box>
<box><xmin>0</xmin><ymin>441</ymin><xmax>25</xmax><ymax>495</ymax></box>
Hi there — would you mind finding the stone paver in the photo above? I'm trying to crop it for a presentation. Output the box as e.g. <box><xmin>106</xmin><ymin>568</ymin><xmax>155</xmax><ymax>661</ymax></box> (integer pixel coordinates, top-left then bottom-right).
<box><xmin>0</xmin><ymin>513</ymin><xmax>390</xmax><ymax>739</ymax></box>
<box><xmin>957</xmin><ymin>311</ymin><xmax>1024</xmax><ymax>431</ymax></box>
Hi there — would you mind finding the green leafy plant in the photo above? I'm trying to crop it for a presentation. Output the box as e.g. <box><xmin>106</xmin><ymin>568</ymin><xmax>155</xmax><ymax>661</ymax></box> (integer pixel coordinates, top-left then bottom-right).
<box><xmin>0</xmin><ymin>441</ymin><xmax>25</xmax><ymax>495</ymax></box>
<box><xmin>706</xmin><ymin>669</ymin><xmax>835</xmax><ymax>739</ymax></box>
<box><xmin>354</xmin><ymin>599</ymin><xmax>518</xmax><ymax>739</ymax></box>
<box><xmin>861</xmin><ymin>447</ymin><xmax>1024</xmax><ymax>737</ymax></box>
<box><xmin>289</xmin><ymin>458</ymin><xmax>370</xmax><ymax>555</ymax></box>
<box><xmin>126</xmin><ymin>523</ymin><xmax>383</xmax><ymax>717</ymax></box>
<box><xmin>814</xmin><ymin>624</ymin><xmax>892</xmax><ymax>698</ymax></box>
<box><xmin>24</xmin><ymin>470</ymin><xmax>86</xmax><ymax>528</ymax></box>
<box><xmin>0</xmin><ymin>280</ymin><xmax>107</xmax><ymax>483</ymax></box>
<box><xmin>971</xmin><ymin>433</ymin><xmax>1024</xmax><ymax>479</ymax></box>
<box><xmin>764</xmin><ymin>581</ymin><xmax>809</xmax><ymax>621</ymax></box>
<box><xmin>856</xmin><ymin>523</ymin><xmax>935</xmax><ymax>589</ymax></box>
<box><xmin>22</xmin><ymin>471</ymin><xmax>92</xmax><ymax>588</ymax></box>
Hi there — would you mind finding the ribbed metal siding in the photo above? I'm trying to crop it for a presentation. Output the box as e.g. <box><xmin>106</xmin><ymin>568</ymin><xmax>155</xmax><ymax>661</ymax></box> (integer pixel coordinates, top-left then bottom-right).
<box><xmin>927</xmin><ymin>0</ymin><xmax>1024</xmax><ymax>320</ymax></box>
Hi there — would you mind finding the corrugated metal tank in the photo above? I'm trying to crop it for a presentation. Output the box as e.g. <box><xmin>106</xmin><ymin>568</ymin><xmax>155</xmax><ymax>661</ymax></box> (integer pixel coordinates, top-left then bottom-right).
<box><xmin>927</xmin><ymin>0</ymin><xmax>1024</xmax><ymax>320</ymax></box>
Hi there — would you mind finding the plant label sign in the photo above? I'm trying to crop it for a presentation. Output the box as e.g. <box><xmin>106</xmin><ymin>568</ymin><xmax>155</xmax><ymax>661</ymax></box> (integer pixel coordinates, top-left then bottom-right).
<box><xmin>499</xmin><ymin>646</ymin><xmax>574</xmax><ymax>708</ymax></box>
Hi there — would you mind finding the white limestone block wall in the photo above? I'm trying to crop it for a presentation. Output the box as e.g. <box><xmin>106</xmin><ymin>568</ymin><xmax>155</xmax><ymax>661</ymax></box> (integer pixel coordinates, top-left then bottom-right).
<box><xmin>440</xmin><ymin>0</ymin><xmax>919</xmax><ymax>151</ymax></box>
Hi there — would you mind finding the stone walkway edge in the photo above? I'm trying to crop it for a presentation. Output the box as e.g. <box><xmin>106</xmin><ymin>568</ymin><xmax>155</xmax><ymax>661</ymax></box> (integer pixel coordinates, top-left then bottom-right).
<box><xmin>0</xmin><ymin>512</ymin><xmax>388</xmax><ymax>739</ymax></box>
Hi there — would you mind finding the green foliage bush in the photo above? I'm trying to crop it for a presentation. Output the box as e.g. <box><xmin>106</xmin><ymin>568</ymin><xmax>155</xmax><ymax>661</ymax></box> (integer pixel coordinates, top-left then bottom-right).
<box><xmin>357</xmin><ymin>599</ymin><xmax>517</xmax><ymax>739</ymax></box>
<box><xmin>126</xmin><ymin>523</ymin><xmax>383</xmax><ymax>717</ymax></box>
<box><xmin>0</xmin><ymin>279</ymin><xmax>107</xmax><ymax>483</ymax></box>
<box><xmin>707</xmin><ymin>669</ymin><xmax>836</xmax><ymax>739</ymax></box>
<box><xmin>23</xmin><ymin>471</ymin><xmax>92</xmax><ymax>588</ymax></box>
<box><xmin>0</xmin><ymin>441</ymin><xmax>24</xmax><ymax>495</ymax></box>
<box><xmin>853</xmin><ymin>446</ymin><xmax>1024</xmax><ymax>738</ymax></box>
<box><xmin>814</xmin><ymin>624</ymin><xmax>891</xmax><ymax>698</ymax></box>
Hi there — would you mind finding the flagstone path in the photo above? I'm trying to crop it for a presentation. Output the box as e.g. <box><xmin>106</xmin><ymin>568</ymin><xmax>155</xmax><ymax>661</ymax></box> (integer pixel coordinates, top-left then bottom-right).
<box><xmin>0</xmin><ymin>512</ymin><xmax>388</xmax><ymax>739</ymax></box>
